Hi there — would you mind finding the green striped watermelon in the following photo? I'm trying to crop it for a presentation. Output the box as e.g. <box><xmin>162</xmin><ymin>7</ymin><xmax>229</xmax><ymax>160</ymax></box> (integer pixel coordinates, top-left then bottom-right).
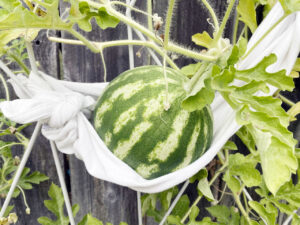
<box><xmin>93</xmin><ymin>66</ymin><xmax>213</xmax><ymax>179</ymax></box>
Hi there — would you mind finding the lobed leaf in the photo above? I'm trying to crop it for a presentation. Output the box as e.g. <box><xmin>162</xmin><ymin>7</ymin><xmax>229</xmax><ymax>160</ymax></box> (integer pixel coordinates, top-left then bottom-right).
<box><xmin>206</xmin><ymin>205</ymin><xmax>240</xmax><ymax>225</ymax></box>
<box><xmin>181</xmin><ymin>63</ymin><xmax>215</xmax><ymax>111</ymax></box>
<box><xmin>228</xmin><ymin>153</ymin><xmax>262</xmax><ymax>187</ymax></box>
<box><xmin>248</xmin><ymin>201</ymin><xmax>277</xmax><ymax>225</ymax></box>
<box><xmin>248</xmin><ymin>126</ymin><xmax>297</xmax><ymax>194</ymax></box>
<box><xmin>38</xmin><ymin>183</ymin><xmax>79</xmax><ymax>225</ymax></box>
<box><xmin>237</xmin><ymin>0</ymin><xmax>257</xmax><ymax>33</ymax></box>
<box><xmin>78</xmin><ymin>214</ymin><xmax>104</xmax><ymax>225</ymax></box>
<box><xmin>67</xmin><ymin>0</ymin><xmax>119</xmax><ymax>31</ymax></box>
<box><xmin>235</xmin><ymin>54</ymin><xmax>294</xmax><ymax>91</ymax></box>
<box><xmin>192</xmin><ymin>32</ymin><xmax>213</xmax><ymax>49</ymax></box>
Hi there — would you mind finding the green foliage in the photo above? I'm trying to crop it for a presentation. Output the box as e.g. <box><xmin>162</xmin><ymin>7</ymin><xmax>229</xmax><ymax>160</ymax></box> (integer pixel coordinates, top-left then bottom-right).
<box><xmin>0</xmin><ymin>0</ymin><xmax>68</xmax><ymax>30</ymax></box>
<box><xmin>279</xmin><ymin>0</ymin><xmax>300</xmax><ymax>14</ymax></box>
<box><xmin>183</xmin><ymin>43</ymin><xmax>297</xmax><ymax>195</ymax></box>
<box><xmin>226</xmin><ymin>153</ymin><xmax>262</xmax><ymax>188</ymax></box>
<box><xmin>78</xmin><ymin>214</ymin><xmax>104</xmax><ymax>225</ymax></box>
<box><xmin>294</xmin><ymin>58</ymin><xmax>300</xmax><ymax>71</ymax></box>
<box><xmin>206</xmin><ymin>205</ymin><xmax>240</xmax><ymax>225</ymax></box>
<box><xmin>142</xmin><ymin>187</ymin><xmax>190</xmax><ymax>223</ymax></box>
<box><xmin>248</xmin><ymin>201</ymin><xmax>277</xmax><ymax>225</ymax></box>
<box><xmin>66</xmin><ymin>0</ymin><xmax>119</xmax><ymax>31</ymax></box>
<box><xmin>192</xmin><ymin>32</ymin><xmax>214</xmax><ymax>49</ymax></box>
<box><xmin>37</xmin><ymin>183</ymin><xmax>79</xmax><ymax>225</ymax></box>
<box><xmin>237</xmin><ymin>0</ymin><xmax>257</xmax><ymax>33</ymax></box>
<box><xmin>181</xmin><ymin>63</ymin><xmax>215</xmax><ymax>112</ymax></box>
<box><xmin>0</xmin><ymin>1</ymin><xmax>299</xmax><ymax>225</ymax></box>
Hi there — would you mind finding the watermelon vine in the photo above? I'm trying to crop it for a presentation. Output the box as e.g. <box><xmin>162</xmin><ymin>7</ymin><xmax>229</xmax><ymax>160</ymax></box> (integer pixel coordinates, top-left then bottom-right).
<box><xmin>0</xmin><ymin>0</ymin><xmax>299</xmax><ymax>225</ymax></box>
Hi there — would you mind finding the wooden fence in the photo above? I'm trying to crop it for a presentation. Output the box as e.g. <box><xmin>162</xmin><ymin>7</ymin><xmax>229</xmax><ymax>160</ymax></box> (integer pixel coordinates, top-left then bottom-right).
<box><xmin>1</xmin><ymin>0</ymin><xmax>300</xmax><ymax>224</ymax></box>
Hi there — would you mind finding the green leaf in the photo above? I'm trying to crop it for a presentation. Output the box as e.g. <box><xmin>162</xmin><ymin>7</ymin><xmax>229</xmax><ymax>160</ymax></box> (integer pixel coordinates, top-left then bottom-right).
<box><xmin>167</xmin><ymin>215</ymin><xmax>183</xmax><ymax>225</ymax></box>
<box><xmin>96</xmin><ymin>7</ymin><xmax>120</xmax><ymax>29</ymax></box>
<box><xmin>172</xmin><ymin>195</ymin><xmax>190</xmax><ymax>218</ymax></box>
<box><xmin>206</xmin><ymin>205</ymin><xmax>240</xmax><ymax>225</ymax></box>
<box><xmin>236</xmin><ymin>127</ymin><xmax>256</xmax><ymax>153</ymax></box>
<box><xmin>233</xmin><ymin>92</ymin><xmax>290</xmax><ymax>127</ymax></box>
<box><xmin>78</xmin><ymin>214</ymin><xmax>104</xmax><ymax>225</ymax></box>
<box><xmin>18</xmin><ymin>168</ymin><xmax>49</xmax><ymax>190</ymax></box>
<box><xmin>0</xmin><ymin>0</ymin><xmax>68</xmax><ymax>30</ymax></box>
<box><xmin>293</xmin><ymin>58</ymin><xmax>300</xmax><ymax>71</ymax></box>
<box><xmin>235</xmin><ymin>54</ymin><xmax>294</xmax><ymax>91</ymax></box>
<box><xmin>182</xmin><ymin>64</ymin><xmax>215</xmax><ymax>112</ymax></box>
<box><xmin>258</xmin><ymin>181</ymin><xmax>300</xmax><ymax>214</ymax></box>
<box><xmin>181</xmin><ymin>63</ymin><xmax>202</xmax><ymax>77</ymax></box>
<box><xmin>158</xmin><ymin>187</ymin><xmax>179</xmax><ymax>211</ymax></box>
<box><xmin>292</xmin><ymin>214</ymin><xmax>300</xmax><ymax>225</ymax></box>
<box><xmin>142</xmin><ymin>187</ymin><xmax>179</xmax><ymax>222</ymax></box>
<box><xmin>237</xmin><ymin>0</ymin><xmax>257</xmax><ymax>33</ymax></box>
<box><xmin>192</xmin><ymin>32</ymin><xmax>213</xmax><ymax>48</ymax></box>
<box><xmin>249</xmin><ymin>126</ymin><xmax>297</xmax><ymax>195</ymax></box>
<box><xmin>197</xmin><ymin>177</ymin><xmax>214</xmax><ymax>201</ymax></box>
<box><xmin>279</xmin><ymin>0</ymin><xmax>300</xmax><ymax>14</ymax></box>
<box><xmin>38</xmin><ymin>183</ymin><xmax>78</xmax><ymax>225</ymax></box>
<box><xmin>67</xmin><ymin>0</ymin><xmax>119</xmax><ymax>31</ymax></box>
<box><xmin>211</xmin><ymin>66</ymin><xmax>235</xmax><ymax>92</ymax></box>
<box><xmin>188</xmin><ymin>206</ymin><xmax>200</xmax><ymax>223</ymax></box>
<box><xmin>0</xmin><ymin>205</ymin><xmax>14</xmax><ymax>218</ymax></box>
<box><xmin>228</xmin><ymin>153</ymin><xmax>262</xmax><ymax>187</ymax></box>
<box><xmin>223</xmin><ymin>141</ymin><xmax>238</xmax><ymax>151</ymax></box>
<box><xmin>288</xmin><ymin>102</ymin><xmax>300</xmax><ymax>121</ymax></box>
<box><xmin>223</xmin><ymin>170</ymin><xmax>241</xmax><ymax>194</ymax></box>
<box><xmin>189</xmin><ymin>169</ymin><xmax>208</xmax><ymax>183</ymax></box>
<box><xmin>141</xmin><ymin>193</ymin><xmax>156</xmax><ymax>216</ymax></box>
<box><xmin>248</xmin><ymin>201</ymin><xmax>277</xmax><ymax>225</ymax></box>
<box><xmin>0</xmin><ymin>140</ymin><xmax>13</xmax><ymax>158</ymax></box>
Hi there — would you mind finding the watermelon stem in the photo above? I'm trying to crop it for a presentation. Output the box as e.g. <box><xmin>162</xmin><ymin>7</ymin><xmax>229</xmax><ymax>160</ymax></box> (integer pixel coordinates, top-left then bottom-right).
<box><xmin>47</xmin><ymin>36</ymin><xmax>180</xmax><ymax>70</ymax></box>
<box><xmin>201</xmin><ymin>0</ymin><xmax>220</xmax><ymax>32</ymax></box>
<box><xmin>181</xmin><ymin>152</ymin><xmax>229</xmax><ymax>223</ymax></box>
<box><xmin>163</xmin><ymin>52</ymin><xmax>171</xmax><ymax>111</ymax></box>
<box><xmin>164</xmin><ymin>0</ymin><xmax>176</xmax><ymax>47</ymax></box>
<box><xmin>213</xmin><ymin>0</ymin><xmax>237</xmax><ymax>45</ymax></box>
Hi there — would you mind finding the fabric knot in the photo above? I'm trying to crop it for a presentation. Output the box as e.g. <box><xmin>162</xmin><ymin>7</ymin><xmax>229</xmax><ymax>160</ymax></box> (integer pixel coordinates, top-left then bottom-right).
<box><xmin>47</xmin><ymin>92</ymin><xmax>89</xmax><ymax>128</ymax></box>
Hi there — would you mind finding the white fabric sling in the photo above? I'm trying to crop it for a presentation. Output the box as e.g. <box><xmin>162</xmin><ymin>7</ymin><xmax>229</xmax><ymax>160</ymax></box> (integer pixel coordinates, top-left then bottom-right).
<box><xmin>1</xmin><ymin>3</ymin><xmax>299</xmax><ymax>193</ymax></box>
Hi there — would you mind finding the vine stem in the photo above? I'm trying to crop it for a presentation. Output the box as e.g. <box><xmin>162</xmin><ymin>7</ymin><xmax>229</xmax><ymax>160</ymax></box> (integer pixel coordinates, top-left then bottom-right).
<box><xmin>201</xmin><ymin>0</ymin><xmax>219</xmax><ymax>31</ymax></box>
<box><xmin>0</xmin><ymin>122</ymin><xmax>42</xmax><ymax>218</ymax></box>
<box><xmin>147</xmin><ymin>0</ymin><xmax>153</xmax><ymax>32</ymax></box>
<box><xmin>68</xmin><ymin>29</ymin><xmax>99</xmax><ymax>53</ymax></box>
<box><xmin>111</xmin><ymin>1</ymin><xmax>152</xmax><ymax>18</ymax></box>
<box><xmin>232</xmin><ymin>11</ymin><xmax>239</xmax><ymax>45</ymax></box>
<box><xmin>214</xmin><ymin>0</ymin><xmax>237</xmax><ymax>44</ymax></box>
<box><xmin>79</xmin><ymin>0</ymin><xmax>218</xmax><ymax>61</ymax></box>
<box><xmin>17</xmin><ymin>185</ymin><xmax>30</xmax><ymax>213</ymax></box>
<box><xmin>164</xmin><ymin>0</ymin><xmax>176</xmax><ymax>47</ymax></box>
<box><xmin>126</xmin><ymin>0</ymin><xmax>136</xmax><ymax>70</ymax></box>
<box><xmin>25</xmin><ymin>41</ymin><xmax>38</xmax><ymax>75</ymax></box>
<box><xmin>47</xmin><ymin>36</ymin><xmax>179</xmax><ymax>70</ymax></box>
<box><xmin>232</xmin><ymin>192</ymin><xmax>252</xmax><ymax>225</ymax></box>
<box><xmin>180</xmin><ymin>160</ymin><xmax>229</xmax><ymax>223</ymax></box>
<box><xmin>241</xmin><ymin>14</ymin><xmax>287</xmax><ymax>60</ymax></box>
<box><xmin>159</xmin><ymin>180</ymin><xmax>190</xmax><ymax>225</ymax></box>
<box><xmin>7</xmin><ymin>53</ymin><xmax>30</xmax><ymax>75</ymax></box>
<box><xmin>278</xmin><ymin>94</ymin><xmax>295</xmax><ymax>107</ymax></box>
<box><xmin>0</xmin><ymin>73</ymin><xmax>10</xmax><ymax>101</ymax></box>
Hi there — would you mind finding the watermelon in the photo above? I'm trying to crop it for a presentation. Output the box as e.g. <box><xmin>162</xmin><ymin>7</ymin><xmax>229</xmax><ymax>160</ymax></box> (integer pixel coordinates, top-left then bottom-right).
<box><xmin>93</xmin><ymin>66</ymin><xmax>213</xmax><ymax>179</ymax></box>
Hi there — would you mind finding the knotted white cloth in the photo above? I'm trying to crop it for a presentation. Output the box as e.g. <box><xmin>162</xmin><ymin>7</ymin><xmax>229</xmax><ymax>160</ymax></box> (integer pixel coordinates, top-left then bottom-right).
<box><xmin>0</xmin><ymin>3</ymin><xmax>299</xmax><ymax>193</ymax></box>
